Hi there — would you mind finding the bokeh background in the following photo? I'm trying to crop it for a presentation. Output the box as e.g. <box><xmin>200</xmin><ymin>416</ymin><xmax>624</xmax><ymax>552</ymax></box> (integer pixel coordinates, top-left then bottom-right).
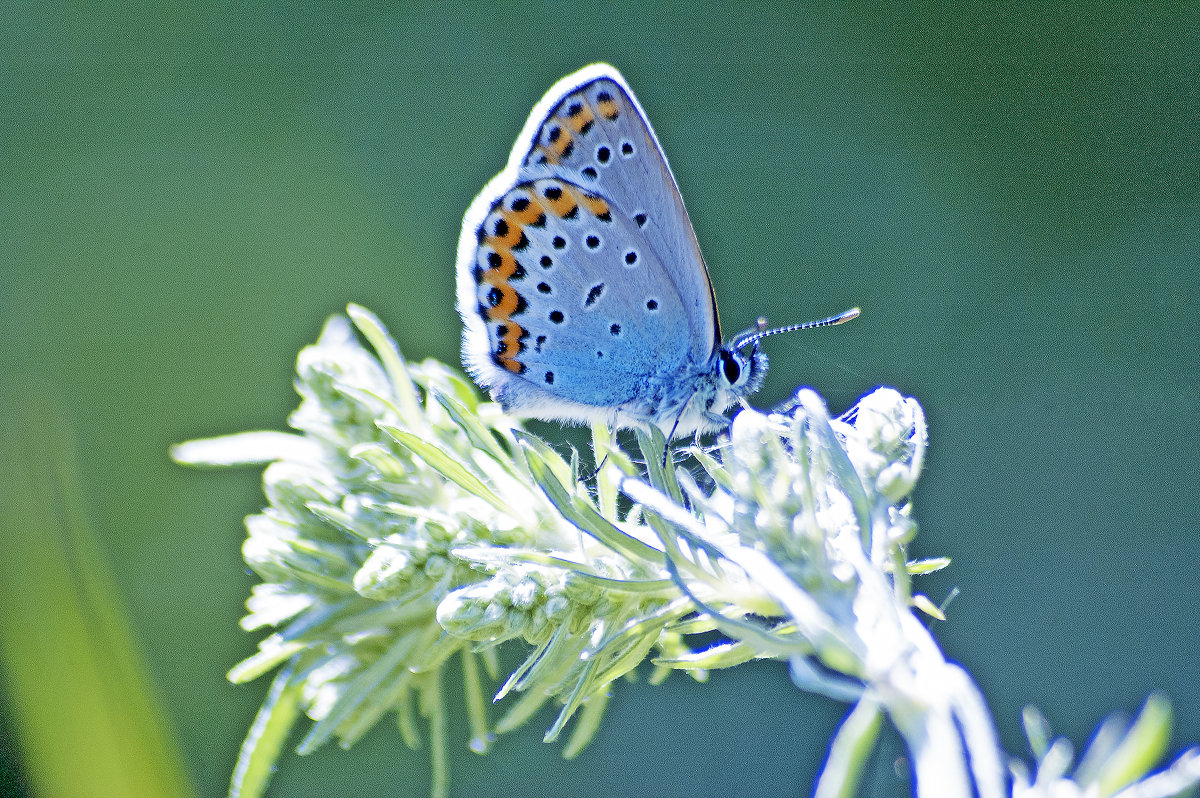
<box><xmin>2</xmin><ymin>4</ymin><xmax>1197</xmax><ymax>797</ymax></box>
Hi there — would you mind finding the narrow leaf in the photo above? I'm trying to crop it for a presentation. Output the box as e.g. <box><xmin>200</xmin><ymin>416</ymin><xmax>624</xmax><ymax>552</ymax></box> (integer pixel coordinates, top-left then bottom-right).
<box><xmin>911</xmin><ymin>594</ymin><xmax>946</xmax><ymax>621</ymax></box>
<box><xmin>814</xmin><ymin>698</ymin><xmax>883</xmax><ymax>798</ymax></box>
<box><xmin>229</xmin><ymin>662</ymin><xmax>302</xmax><ymax>798</ymax></box>
<box><xmin>524</xmin><ymin>442</ymin><xmax>665</xmax><ymax>564</ymax></box>
<box><xmin>383</xmin><ymin>426</ymin><xmax>508</xmax><ymax>512</ymax></box>
<box><xmin>348</xmin><ymin>303</ymin><xmax>423</xmax><ymax>422</ymax></box>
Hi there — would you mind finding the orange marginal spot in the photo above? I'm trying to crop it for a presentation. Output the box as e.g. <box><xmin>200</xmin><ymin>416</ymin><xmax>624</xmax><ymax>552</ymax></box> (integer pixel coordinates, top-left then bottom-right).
<box><xmin>596</xmin><ymin>96</ymin><xmax>619</xmax><ymax>120</ymax></box>
<box><xmin>496</xmin><ymin>322</ymin><xmax>526</xmax><ymax>372</ymax></box>
<box><xmin>547</xmin><ymin>123</ymin><xmax>574</xmax><ymax>159</ymax></box>
<box><xmin>566</xmin><ymin>102</ymin><xmax>595</xmax><ymax>133</ymax></box>
<box><xmin>508</xmin><ymin>194</ymin><xmax>546</xmax><ymax>227</ymax></box>
<box><xmin>485</xmin><ymin>211</ymin><xmax>525</xmax><ymax>250</ymax></box>
<box><xmin>485</xmin><ymin>284</ymin><xmax>522</xmax><ymax>320</ymax></box>
<box><xmin>575</xmin><ymin>191</ymin><xmax>610</xmax><ymax>220</ymax></box>
<box><xmin>481</xmin><ymin>250</ymin><xmax>518</xmax><ymax>283</ymax></box>
<box><xmin>541</xmin><ymin>184</ymin><xmax>577</xmax><ymax>218</ymax></box>
<box><xmin>493</xmin><ymin>321</ymin><xmax>526</xmax><ymax>373</ymax></box>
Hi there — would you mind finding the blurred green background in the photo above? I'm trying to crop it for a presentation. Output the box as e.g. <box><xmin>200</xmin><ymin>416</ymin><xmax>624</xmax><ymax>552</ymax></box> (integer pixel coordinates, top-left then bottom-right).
<box><xmin>2</xmin><ymin>4</ymin><xmax>1197</xmax><ymax>797</ymax></box>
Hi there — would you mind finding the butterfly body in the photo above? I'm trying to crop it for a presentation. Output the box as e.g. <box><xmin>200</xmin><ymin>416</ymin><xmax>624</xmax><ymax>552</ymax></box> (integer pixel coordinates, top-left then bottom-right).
<box><xmin>456</xmin><ymin>64</ymin><xmax>766</xmax><ymax>437</ymax></box>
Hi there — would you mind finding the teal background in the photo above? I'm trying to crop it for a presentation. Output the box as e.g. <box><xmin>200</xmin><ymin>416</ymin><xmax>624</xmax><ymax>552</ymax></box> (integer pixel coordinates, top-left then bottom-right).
<box><xmin>2</xmin><ymin>4</ymin><xmax>1197</xmax><ymax>796</ymax></box>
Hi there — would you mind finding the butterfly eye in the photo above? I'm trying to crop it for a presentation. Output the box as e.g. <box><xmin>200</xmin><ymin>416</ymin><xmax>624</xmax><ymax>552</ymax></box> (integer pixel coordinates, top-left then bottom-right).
<box><xmin>720</xmin><ymin>351</ymin><xmax>741</xmax><ymax>384</ymax></box>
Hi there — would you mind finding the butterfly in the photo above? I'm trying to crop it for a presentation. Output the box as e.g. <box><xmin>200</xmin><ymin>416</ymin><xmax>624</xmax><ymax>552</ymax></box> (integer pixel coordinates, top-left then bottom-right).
<box><xmin>456</xmin><ymin>64</ymin><xmax>856</xmax><ymax>439</ymax></box>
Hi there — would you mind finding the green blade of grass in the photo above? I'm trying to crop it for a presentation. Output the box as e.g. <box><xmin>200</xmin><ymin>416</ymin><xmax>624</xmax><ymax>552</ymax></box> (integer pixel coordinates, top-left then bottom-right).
<box><xmin>0</xmin><ymin>393</ymin><xmax>196</xmax><ymax>798</ymax></box>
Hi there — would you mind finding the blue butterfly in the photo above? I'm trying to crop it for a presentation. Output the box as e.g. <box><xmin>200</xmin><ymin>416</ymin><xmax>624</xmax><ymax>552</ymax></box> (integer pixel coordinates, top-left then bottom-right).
<box><xmin>456</xmin><ymin>64</ymin><xmax>855</xmax><ymax>438</ymax></box>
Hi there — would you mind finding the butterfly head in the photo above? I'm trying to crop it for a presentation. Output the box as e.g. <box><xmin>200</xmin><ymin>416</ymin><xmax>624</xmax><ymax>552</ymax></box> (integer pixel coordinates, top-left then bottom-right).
<box><xmin>717</xmin><ymin>343</ymin><xmax>768</xmax><ymax>402</ymax></box>
<box><xmin>717</xmin><ymin>307</ymin><xmax>862</xmax><ymax>405</ymax></box>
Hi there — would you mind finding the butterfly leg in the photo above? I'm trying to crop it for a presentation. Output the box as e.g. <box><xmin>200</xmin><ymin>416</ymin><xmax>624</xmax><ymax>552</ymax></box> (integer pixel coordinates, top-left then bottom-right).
<box><xmin>583</xmin><ymin>411</ymin><xmax>621</xmax><ymax>480</ymax></box>
<box><xmin>660</xmin><ymin>419</ymin><xmax>681</xmax><ymax>468</ymax></box>
<box><xmin>660</xmin><ymin>386</ymin><xmax>707</xmax><ymax>466</ymax></box>
<box><xmin>581</xmin><ymin>453</ymin><xmax>609</xmax><ymax>482</ymax></box>
<box><xmin>701</xmin><ymin>410</ymin><xmax>733</xmax><ymax>430</ymax></box>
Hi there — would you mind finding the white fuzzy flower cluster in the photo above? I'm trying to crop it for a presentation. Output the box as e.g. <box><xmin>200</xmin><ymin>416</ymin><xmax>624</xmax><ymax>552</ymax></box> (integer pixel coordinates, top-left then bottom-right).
<box><xmin>174</xmin><ymin>306</ymin><xmax>1200</xmax><ymax>798</ymax></box>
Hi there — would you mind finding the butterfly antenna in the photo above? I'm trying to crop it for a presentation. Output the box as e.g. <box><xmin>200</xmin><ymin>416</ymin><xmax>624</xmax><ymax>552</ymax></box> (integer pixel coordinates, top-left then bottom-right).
<box><xmin>731</xmin><ymin>307</ymin><xmax>860</xmax><ymax>352</ymax></box>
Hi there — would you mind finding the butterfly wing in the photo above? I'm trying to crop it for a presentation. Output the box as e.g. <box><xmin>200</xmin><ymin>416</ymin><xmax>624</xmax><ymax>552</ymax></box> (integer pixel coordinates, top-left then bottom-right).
<box><xmin>456</xmin><ymin>64</ymin><xmax>721</xmax><ymax>423</ymax></box>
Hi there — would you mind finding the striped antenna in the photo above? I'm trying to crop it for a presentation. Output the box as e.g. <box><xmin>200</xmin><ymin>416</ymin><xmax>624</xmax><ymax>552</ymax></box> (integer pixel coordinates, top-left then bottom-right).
<box><xmin>731</xmin><ymin>307</ymin><xmax>860</xmax><ymax>352</ymax></box>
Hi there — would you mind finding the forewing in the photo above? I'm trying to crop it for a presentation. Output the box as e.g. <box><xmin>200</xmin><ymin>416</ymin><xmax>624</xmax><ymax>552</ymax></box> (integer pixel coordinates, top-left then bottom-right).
<box><xmin>514</xmin><ymin>65</ymin><xmax>720</xmax><ymax>360</ymax></box>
